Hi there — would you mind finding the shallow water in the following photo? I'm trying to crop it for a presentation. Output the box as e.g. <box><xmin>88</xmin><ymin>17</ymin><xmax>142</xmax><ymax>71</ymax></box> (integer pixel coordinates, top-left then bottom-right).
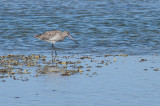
<box><xmin>0</xmin><ymin>0</ymin><xmax>160</xmax><ymax>55</ymax></box>
<box><xmin>1</xmin><ymin>55</ymin><xmax>160</xmax><ymax>106</ymax></box>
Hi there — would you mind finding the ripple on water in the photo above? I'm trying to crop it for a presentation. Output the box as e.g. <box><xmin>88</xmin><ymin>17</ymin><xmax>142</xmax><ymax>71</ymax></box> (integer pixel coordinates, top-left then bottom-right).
<box><xmin>0</xmin><ymin>0</ymin><xmax>160</xmax><ymax>55</ymax></box>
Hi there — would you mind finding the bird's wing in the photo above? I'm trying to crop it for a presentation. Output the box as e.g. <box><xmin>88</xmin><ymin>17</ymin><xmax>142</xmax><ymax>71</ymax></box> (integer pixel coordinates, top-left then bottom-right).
<box><xmin>38</xmin><ymin>31</ymin><xmax>61</xmax><ymax>40</ymax></box>
<box><xmin>43</xmin><ymin>31</ymin><xmax>61</xmax><ymax>36</ymax></box>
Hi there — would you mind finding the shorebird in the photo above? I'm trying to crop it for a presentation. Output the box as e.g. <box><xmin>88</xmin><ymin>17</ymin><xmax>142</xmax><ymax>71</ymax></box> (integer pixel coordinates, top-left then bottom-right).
<box><xmin>34</xmin><ymin>30</ymin><xmax>78</xmax><ymax>61</ymax></box>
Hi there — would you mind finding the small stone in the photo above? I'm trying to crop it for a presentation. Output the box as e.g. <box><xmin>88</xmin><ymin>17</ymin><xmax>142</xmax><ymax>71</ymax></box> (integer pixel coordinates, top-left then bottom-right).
<box><xmin>139</xmin><ymin>59</ymin><xmax>147</xmax><ymax>62</ymax></box>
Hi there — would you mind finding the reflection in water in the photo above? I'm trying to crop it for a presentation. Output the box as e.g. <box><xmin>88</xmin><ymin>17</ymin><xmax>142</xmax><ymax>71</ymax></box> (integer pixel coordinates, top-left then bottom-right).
<box><xmin>36</xmin><ymin>65</ymin><xmax>80</xmax><ymax>76</ymax></box>
<box><xmin>51</xmin><ymin>53</ymin><xmax>56</xmax><ymax>63</ymax></box>
<box><xmin>36</xmin><ymin>65</ymin><xmax>65</xmax><ymax>75</ymax></box>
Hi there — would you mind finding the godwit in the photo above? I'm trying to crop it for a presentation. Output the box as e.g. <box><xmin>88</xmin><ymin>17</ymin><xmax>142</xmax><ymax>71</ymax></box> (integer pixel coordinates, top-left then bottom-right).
<box><xmin>34</xmin><ymin>30</ymin><xmax>78</xmax><ymax>60</ymax></box>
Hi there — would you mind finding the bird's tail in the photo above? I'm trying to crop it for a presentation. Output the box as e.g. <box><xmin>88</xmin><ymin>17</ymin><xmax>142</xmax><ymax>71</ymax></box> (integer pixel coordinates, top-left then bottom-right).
<box><xmin>34</xmin><ymin>34</ymin><xmax>40</xmax><ymax>38</ymax></box>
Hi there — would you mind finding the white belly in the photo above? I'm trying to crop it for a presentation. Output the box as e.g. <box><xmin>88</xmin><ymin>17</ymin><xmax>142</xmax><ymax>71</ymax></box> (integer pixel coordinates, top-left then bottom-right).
<box><xmin>46</xmin><ymin>40</ymin><xmax>56</xmax><ymax>44</ymax></box>
<box><xmin>46</xmin><ymin>36</ymin><xmax>60</xmax><ymax>44</ymax></box>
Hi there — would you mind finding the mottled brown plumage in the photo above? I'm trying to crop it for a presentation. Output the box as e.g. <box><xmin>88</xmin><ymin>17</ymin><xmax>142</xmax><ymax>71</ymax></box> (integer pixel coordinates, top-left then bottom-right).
<box><xmin>34</xmin><ymin>30</ymin><xmax>72</xmax><ymax>44</ymax></box>
<box><xmin>34</xmin><ymin>30</ymin><xmax>78</xmax><ymax>62</ymax></box>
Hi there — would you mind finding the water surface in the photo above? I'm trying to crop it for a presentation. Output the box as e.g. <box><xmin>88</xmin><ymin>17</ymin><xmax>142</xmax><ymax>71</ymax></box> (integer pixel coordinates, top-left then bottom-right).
<box><xmin>1</xmin><ymin>55</ymin><xmax>160</xmax><ymax>106</ymax></box>
<box><xmin>0</xmin><ymin>0</ymin><xmax>160</xmax><ymax>55</ymax></box>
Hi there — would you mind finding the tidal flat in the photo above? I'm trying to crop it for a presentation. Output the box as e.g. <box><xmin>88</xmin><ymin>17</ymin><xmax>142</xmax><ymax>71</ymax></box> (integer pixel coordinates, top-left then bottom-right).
<box><xmin>1</xmin><ymin>54</ymin><xmax>160</xmax><ymax>106</ymax></box>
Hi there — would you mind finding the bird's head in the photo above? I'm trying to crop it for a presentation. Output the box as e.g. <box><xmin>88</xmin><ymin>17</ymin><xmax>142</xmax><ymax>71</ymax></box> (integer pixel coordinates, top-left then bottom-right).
<box><xmin>64</xmin><ymin>31</ymin><xmax>70</xmax><ymax>37</ymax></box>
<box><xmin>64</xmin><ymin>31</ymin><xmax>79</xmax><ymax>44</ymax></box>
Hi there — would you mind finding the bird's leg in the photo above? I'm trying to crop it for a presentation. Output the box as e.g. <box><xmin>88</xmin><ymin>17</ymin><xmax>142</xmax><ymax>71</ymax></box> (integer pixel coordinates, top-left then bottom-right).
<box><xmin>52</xmin><ymin>44</ymin><xmax>54</xmax><ymax>54</ymax></box>
<box><xmin>51</xmin><ymin>44</ymin><xmax>57</xmax><ymax>62</ymax></box>
<box><xmin>51</xmin><ymin>44</ymin><xmax>54</xmax><ymax>63</ymax></box>
<box><xmin>53</xmin><ymin>44</ymin><xmax>57</xmax><ymax>57</ymax></box>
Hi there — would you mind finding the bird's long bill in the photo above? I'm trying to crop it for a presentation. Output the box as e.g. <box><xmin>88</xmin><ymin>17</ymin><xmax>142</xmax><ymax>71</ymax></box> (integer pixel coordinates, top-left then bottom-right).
<box><xmin>68</xmin><ymin>35</ymin><xmax>79</xmax><ymax>44</ymax></box>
